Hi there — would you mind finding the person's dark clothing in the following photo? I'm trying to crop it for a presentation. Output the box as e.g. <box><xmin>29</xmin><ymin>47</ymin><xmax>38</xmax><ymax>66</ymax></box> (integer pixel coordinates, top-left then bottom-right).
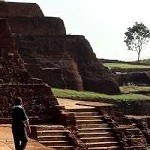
<box><xmin>12</xmin><ymin>105</ymin><xmax>28</xmax><ymax>150</ymax></box>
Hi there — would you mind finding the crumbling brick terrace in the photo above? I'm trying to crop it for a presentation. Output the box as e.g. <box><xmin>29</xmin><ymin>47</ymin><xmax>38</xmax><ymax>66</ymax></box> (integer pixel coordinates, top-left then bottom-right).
<box><xmin>0</xmin><ymin>1</ymin><xmax>120</xmax><ymax>94</ymax></box>
<box><xmin>0</xmin><ymin>19</ymin><xmax>58</xmax><ymax>123</ymax></box>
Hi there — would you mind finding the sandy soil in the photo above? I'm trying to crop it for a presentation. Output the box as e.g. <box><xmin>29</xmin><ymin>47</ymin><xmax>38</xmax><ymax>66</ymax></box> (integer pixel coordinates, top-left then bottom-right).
<box><xmin>0</xmin><ymin>124</ymin><xmax>55</xmax><ymax>150</ymax></box>
<box><xmin>57</xmin><ymin>98</ymin><xmax>94</xmax><ymax>109</ymax></box>
<box><xmin>57</xmin><ymin>98</ymin><xmax>113</xmax><ymax>109</ymax></box>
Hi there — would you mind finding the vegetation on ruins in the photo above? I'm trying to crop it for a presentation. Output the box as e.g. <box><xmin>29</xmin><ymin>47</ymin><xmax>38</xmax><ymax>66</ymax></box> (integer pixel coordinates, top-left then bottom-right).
<box><xmin>52</xmin><ymin>88</ymin><xmax>150</xmax><ymax>102</ymax></box>
<box><xmin>124</xmin><ymin>22</ymin><xmax>150</xmax><ymax>63</ymax></box>
<box><xmin>103</xmin><ymin>62</ymin><xmax>150</xmax><ymax>69</ymax></box>
<box><xmin>101</xmin><ymin>59</ymin><xmax>150</xmax><ymax>72</ymax></box>
<box><xmin>100</xmin><ymin>58</ymin><xmax>150</xmax><ymax>65</ymax></box>
<box><xmin>120</xmin><ymin>85</ymin><xmax>150</xmax><ymax>94</ymax></box>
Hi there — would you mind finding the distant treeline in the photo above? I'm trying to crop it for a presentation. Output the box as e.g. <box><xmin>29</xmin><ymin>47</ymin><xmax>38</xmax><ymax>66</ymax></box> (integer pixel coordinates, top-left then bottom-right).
<box><xmin>109</xmin><ymin>68</ymin><xmax>150</xmax><ymax>73</ymax></box>
<box><xmin>99</xmin><ymin>59</ymin><xmax>150</xmax><ymax>65</ymax></box>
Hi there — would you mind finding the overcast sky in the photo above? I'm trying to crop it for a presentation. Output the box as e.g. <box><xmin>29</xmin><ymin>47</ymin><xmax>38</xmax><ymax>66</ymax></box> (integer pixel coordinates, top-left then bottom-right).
<box><xmin>7</xmin><ymin>0</ymin><xmax>150</xmax><ymax>61</ymax></box>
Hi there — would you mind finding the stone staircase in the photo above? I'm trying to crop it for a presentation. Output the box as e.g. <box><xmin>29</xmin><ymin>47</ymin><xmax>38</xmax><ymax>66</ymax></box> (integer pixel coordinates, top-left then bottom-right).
<box><xmin>36</xmin><ymin>125</ymin><xmax>74</xmax><ymax>150</ymax></box>
<box><xmin>28</xmin><ymin>106</ymin><xmax>147</xmax><ymax>150</ymax></box>
<box><xmin>67</xmin><ymin>108</ymin><xmax>120</xmax><ymax>150</ymax></box>
<box><xmin>102</xmin><ymin>110</ymin><xmax>147</xmax><ymax>150</ymax></box>
<box><xmin>35</xmin><ymin>108</ymin><xmax>121</xmax><ymax>150</ymax></box>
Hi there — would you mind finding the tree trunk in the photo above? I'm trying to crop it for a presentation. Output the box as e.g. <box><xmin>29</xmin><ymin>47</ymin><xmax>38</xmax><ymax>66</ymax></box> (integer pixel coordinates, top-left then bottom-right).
<box><xmin>137</xmin><ymin>49</ymin><xmax>141</xmax><ymax>63</ymax></box>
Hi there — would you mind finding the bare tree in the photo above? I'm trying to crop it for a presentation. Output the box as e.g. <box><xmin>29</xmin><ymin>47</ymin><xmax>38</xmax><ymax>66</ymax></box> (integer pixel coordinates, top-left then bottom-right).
<box><xmin>124</xmin><ymin>22</ymin><xmax>150</xmax><ymax>63</ymax></box>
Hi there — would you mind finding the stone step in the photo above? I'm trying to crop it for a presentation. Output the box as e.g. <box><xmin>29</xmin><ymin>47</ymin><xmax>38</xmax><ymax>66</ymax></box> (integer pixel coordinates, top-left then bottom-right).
<box><xmin>39</xmin><ymin>141</ymin><xmax>71</xmax><ymax>146</ymax></box>
<box><xmin>77</xmin><ymin>123</ymin><xmax>109</xmax><ymax>129</ymax></box>
<box><xmin>67</xmin><ymin>108</ymin><xmax>96</xmax><ymax>112</ymax></box>
<box><xmin>78</xmin><ymin>127</ymin><xmax>111</xmax><ymax>133</ymax></box>
<box><xmin>88</xmin><ymin>146</ymin><xmax>120</xmax><ymax>150</ymax></box>
<box><xmin>75</xmin><ymin>116</ymin><xmax>102</xmax><ymax>120</ymax></box>
<box><xmin>126</xmin><ymin>128</ymin><xmax>139</xmax><ymax>131</ymax></box>
<box><xmin>37</xmin><ymin>130</ymin><xmax>69</xmax><ymax>136</ymax></box>
<box><xmin>81</xmin><ymin>137</ymin><xmax>116</xmax><ymax>143</ymax></box>
<box><xmin>72</xmin><ymin>111</ymin><xmax>100</xmax><ymax>116</ymax></box>
<box><xmin>86</xmin><ymin>141</ymin><xmax>118</xmax><ymax>148</ymax></box>
<box><xmin>48</xmin><ymin>145</ymin><xmax>74</xmax><ymax>150</ymax></box>
<box><xmin>36</xmin><ymin>125</ymin><xmax>65</xmax><ymax>131</ymax></box>
<box><xmin>79</xmin><ymin>132</ymin><xmax>113</xmax><ymax>138</ymax></box>
<box><xmin>38</xmin><ymin>135</ymin><xmax>67</xmax><ymax>141</ymax></box>
<box><xmin>76</xmin><ymin>119</ymin><xmax>103</xmax><ymax>124</ymax></box>
<box><xmin>124</xmin><ymin>146</ymin><xmax>146</xmax><ymax>149</ymax></box>
<box><xmin>125</xmin><ymin>128</ymin><xmax>143</xmax><ymax>137</ymax></box>
<box><xmin>126</xmin><ymin>137</ymin><xmax>144</xmax><ymax>140</ymax></box>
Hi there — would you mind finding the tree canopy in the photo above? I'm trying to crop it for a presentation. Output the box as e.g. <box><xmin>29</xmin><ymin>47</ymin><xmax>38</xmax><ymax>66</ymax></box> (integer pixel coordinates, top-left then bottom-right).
<box><xmin>124</xmin><ymin>22</ymin><xmax>150</xmax><ymax>62</ymax></box>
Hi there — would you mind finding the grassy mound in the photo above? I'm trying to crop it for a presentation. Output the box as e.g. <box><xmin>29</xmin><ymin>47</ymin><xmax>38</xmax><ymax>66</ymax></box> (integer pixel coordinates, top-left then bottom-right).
<box><xmin>52</xmin><ymin>87</ymin><xmax>150</xmax><ymax>102</ymax></box>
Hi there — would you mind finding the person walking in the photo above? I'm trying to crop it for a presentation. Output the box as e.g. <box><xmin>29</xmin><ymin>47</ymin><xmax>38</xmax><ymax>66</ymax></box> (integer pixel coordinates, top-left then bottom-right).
<box><xmin>11</xmin><ymin>97</ymin><xmax>31</xmax><ymax>150</ymax></box>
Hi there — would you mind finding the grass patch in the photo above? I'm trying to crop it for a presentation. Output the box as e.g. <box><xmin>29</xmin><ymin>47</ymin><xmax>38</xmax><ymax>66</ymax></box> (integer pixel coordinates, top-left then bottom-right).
<box><xmin>103</xmin><ymin>63</ymin><xmax>150</xmax><ymax>69</ymax></box>
<box><xmin>52</xmin><ymin>88</ymin><xmax>150</xmax><ymax>102</ymax></box>
<box><xmin>120</xmin><ymin>85</ymin><xmax>150</xmax><ymax>94</ymax></box>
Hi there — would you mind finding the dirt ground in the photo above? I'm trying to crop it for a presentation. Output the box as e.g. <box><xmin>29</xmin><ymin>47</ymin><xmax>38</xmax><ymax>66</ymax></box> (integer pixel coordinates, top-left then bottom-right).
<box><xmin>0</xmin><ymin>124</ymin><xmax>55</xmax><ymax>150</ymax></box>
<box><xmin>57</xmin><ymin>98</ymin><xmax>113</xmax><ymax>109</ymax></box>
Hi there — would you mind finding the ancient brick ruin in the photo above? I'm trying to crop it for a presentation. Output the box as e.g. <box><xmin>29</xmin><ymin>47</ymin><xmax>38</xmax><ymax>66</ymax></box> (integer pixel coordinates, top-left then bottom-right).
<box><xmin>0</xmin><ymin>1</ymin><xmax>120</xmax><ymax>94</ymax></box>
<box><xmin>0</xmin><ymin>1</ymin><xmax>44</xmax><ymax>17</ymax></box>
<box><xmin>0</xmin><ymin>19</ymin><xmax>57</xmax><ymax>121</ymax></box>
<box><xmin>0</xmin><ymin>1</ymin><xmax>149</xmax><ymax>149</ymax></box>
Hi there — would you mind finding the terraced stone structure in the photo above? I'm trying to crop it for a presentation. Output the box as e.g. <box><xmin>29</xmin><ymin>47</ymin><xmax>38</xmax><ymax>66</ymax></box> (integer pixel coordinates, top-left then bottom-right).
<box><xmin>0</xmin><ymin>1</ymin><xmax>148</xmax><ymax>150</ymax></box>
<box><xmin>0</xmin><ymin>1</ymin><xmax>120</xmax><ymax>94</ymax></box>
<box><xmin>0</xmin><ymin>19</ymin><xmax>57</xmax><ymax>121</ymax></box>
